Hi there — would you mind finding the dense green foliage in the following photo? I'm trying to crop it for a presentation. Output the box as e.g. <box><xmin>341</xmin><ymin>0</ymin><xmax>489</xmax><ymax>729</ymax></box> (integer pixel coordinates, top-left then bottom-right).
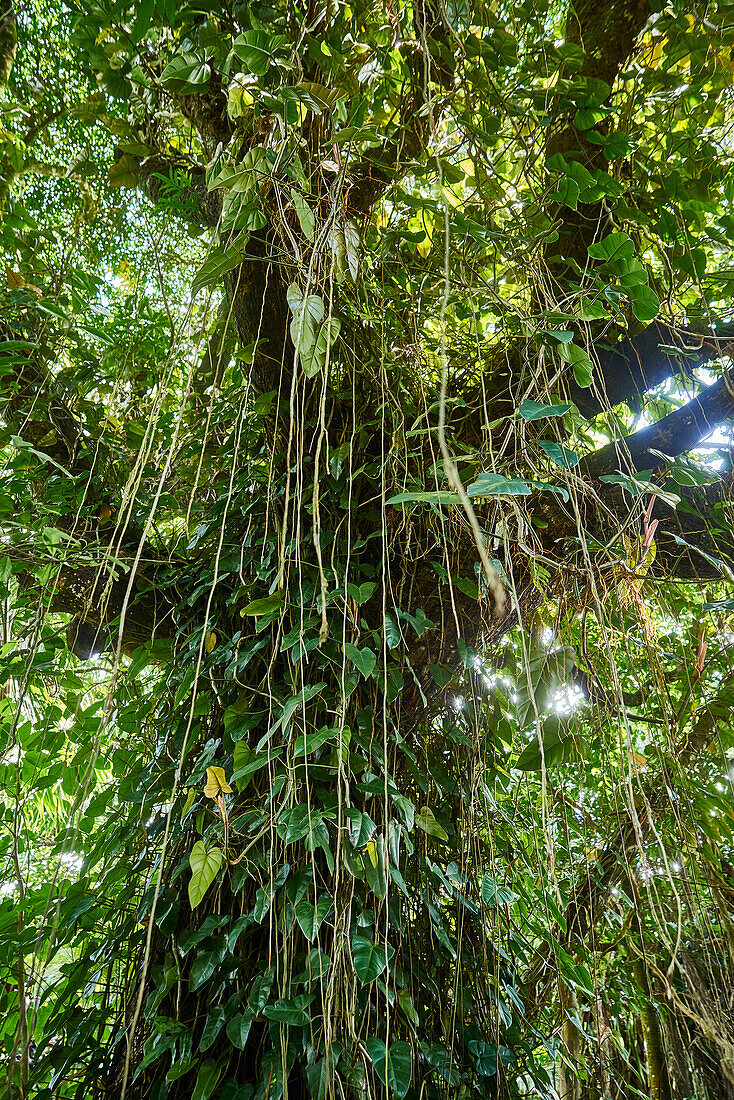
<box><xmin>2</xmin><ymin>0</ymin><xmax>734</xmax><ymax>1098</ymax></box>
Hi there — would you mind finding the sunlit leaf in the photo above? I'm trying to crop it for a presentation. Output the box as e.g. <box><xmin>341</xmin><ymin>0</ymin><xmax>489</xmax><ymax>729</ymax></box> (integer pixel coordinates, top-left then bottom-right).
<box><xmin>188</xmin><ymin>842</ymin><xmax>223</xmax><ymax>909</ymax></box>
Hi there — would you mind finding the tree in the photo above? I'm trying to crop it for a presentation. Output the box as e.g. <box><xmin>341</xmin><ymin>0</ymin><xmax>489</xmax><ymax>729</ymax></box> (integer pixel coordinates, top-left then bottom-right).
<box><xmin>2</xmin><ymin>0</ymin><xmax>734</xmax><ymax>1097</ymax></box>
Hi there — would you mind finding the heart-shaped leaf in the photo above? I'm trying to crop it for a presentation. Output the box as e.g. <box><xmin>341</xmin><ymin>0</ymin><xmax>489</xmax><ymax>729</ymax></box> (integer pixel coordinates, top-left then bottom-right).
<box><xmin>188</xmin><ymin>842</ymin><xmax>223</xmax><ymax>909</ymax></box>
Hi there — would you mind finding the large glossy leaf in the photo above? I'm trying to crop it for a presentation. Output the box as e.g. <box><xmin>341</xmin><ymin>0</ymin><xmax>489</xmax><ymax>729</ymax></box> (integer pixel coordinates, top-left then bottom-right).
<box><xmin>518</xmin><ymin>399</ymin><xmax>573</xmax><ymax>420</ymax></box>
<box><xmin>467</xmin><ymin>473</ymin><xmax>532</xmax><ymax>497</ymax></box>
<box><xmin>188</xmin><ymin>842</ymin><xmax>223</xmax><ymax>909</ymax></box>
<box><xmin>352</xmin><ymin>936</ymin><xmax>392</xmax><ymax>984</ymax></box>
<box><xmin>364</xmin><ymin>1038</ymin><xmax>413</xmax><ymax>1097</ymax></box>
<box><xmin>287</xmin><ymin>284</ymin><xmax>325</xmax><ymax>357</ymax></box>
<box><xmin>301</xmin><ymin>316</ymin><xmax>341</xmax><ymax>377</ymax></box>
<box><xmin>191</xmin><ymin>1059</ymin><xmax>222</xmax><ymax>1100</ymax></box>
<box><xmin>160</xmin><ymin>53</ymin><xmax>211</xmax><ymax>91</ymax></box>
<box><xmin>343</xmin><ymin>643</ymin><xmax>376</xmax><ymax>679</ymax></box>
<box><xmin>191</xmin><ymin>241</ymin><xmax>248</xmax><ymax>296</ymax></box>
<box><xmin>537</xmin><ymin>440</ymin><xmax>580</xmax><ymax>469</ymax></box>
<box><xmin>294</xmin><ymin>893</ymin><xmax>332</xmax><ymax>940</ymax></box>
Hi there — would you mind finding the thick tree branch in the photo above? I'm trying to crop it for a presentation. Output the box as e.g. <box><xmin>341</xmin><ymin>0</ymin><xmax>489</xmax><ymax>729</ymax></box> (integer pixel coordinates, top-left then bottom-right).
<box><xmin>566</xmin><ymin>0</ymin><xmax>650</xmax><ymax>87</ymax></box>
<box><xmin>545</xmin><ymin>0</ymin><xmax>650</xmax><ymax>271</ymax></box>
<box><xmin>170</xmin><ymin>77</ymin><xmax>232</xmax><ymax>157</ymax></box>
<box><xmin>45</xmin><ymin>558</ymin><xmax>176</xmax><ymax>656</ymax></box>
<box><xmin>131</xmin><ymin>153</ymin><xmax>221</xmax><ymax>228</ymax></box>
<box><xmin>0</xmin><ymin>0</ymin><xmax>15</xmax><ymax>87</ymax></box>
<box><xmin>345</xmin><ymin>51</ymin><xmax>429</xmax><ymax>216</ymax></box>
<box><xmin>575</xmin><ymin>321</ymin><xmax>734</xmax><ymax>416</ymax></box>
<box><xmin>650</xmin><ymin>475</ymin><xmax>734</xmax><ymax>581</ymax></box>
<box><xmin>584</xmin><ymin>373</ymin><xmax>734</xmax><ymax>477</ymax></box>
<box><xmin>0</xmin><ymin>330</ymin><xmax>183</xmax><ymax>656</ymax></box>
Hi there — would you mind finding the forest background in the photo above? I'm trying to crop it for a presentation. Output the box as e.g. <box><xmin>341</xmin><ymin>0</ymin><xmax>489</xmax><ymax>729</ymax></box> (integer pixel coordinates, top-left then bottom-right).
<box><xmin>3</xmin><ymin>0</ymin><xmax>734</xmax><ymax>1098</ymax></box>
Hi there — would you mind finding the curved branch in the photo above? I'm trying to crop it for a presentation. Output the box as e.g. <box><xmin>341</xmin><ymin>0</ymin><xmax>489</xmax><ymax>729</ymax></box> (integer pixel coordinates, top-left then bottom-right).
<box><xmin>36</xmin><ymin>558</ymin><xmax>176</xmax><ymax>656</ymax></box>
<box><xmin>653</xmin><ymin>475</ymin><xmax>734</xmax><ymax>581</ymax></box>
<box><xmin>575</xmin><ymin>321</ymin><xmax>734</xmax><ymax>416</ymax></box>
<box><xmin>585</xmin><ymin>373</ymin><xmax>734</xmax><ymax>477</ymax></box>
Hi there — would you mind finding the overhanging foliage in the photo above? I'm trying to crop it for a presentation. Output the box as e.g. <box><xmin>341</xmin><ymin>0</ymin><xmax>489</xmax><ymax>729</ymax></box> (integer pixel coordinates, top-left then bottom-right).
<box><xmin>2</xmin><ymin>1</ymin><xmax>734</xmax><ymax>1099</ymax></box>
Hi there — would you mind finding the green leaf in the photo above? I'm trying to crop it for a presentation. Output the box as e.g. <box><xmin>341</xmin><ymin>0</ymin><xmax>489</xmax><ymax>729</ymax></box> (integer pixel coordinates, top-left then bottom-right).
<box><xmin>537</xmin><ymin>440</ymin><xmax>580</xmax><ymax>468</ymax></box>
<box><xmin>230</xmin><ymin>31</ymin><xmax>289</xmax><ymax>74</ymax></box>
<box><xmin>273</xmin><ymin>681</ymin><xmax>326</xmax><ymax>735</ymax></box>
<box><xmin>232</xmin><ymin>743</ymin><xmax>281</xmax><ymax>789</ymax></box>
<box><xmin>160</xmin><ymin>53</ymin><xmax>211</xmax><ymax>92</ymax></box>
<box><xmin>466</xmin><ymin>473</ymin><xmax>531</xmax><ymax>497</ymax></box>
<box><xmin>301</xmin><ymin>316</ymin><xmax>341</xmax><ymax>378</ymax></box>
<box><xmin>294</xmin><ymin>894</ymin><xmax>332</xmax><ymax>940</ymax></box>
<box><xmin>549</xmin><ymin>176</ymin><xmax>580</xmax><ymax>209</ymax></box>
<box><xmin>587</xmin><ymin>130</ymin><xmax>636</xmax><ymax>160</ymax></box>
<box><xmin>518</xmin><ymin>399</ymin><xmax>573</xmax><ymax>421</ymax></box>
<box><xmin>352</xmin><ymin>935</ymin><xmax>392</xmax><ymax>984</ymax></box>
<box><xmin>430</xmin><ymin>663</ymin><xmax>454</xmax><ymax>688</ymax></box>
<box><xmin>226</xmin><ymin>1012</ymin><xmax>252</xmax><ymax>1050</ymax></box>
<box><xmin>344</xmin><ymin>222</ymin><xmax>360</xmax><ymax>281</ymax></box>
<box><xmin>306</xmin><ymin>1058</ymin><xmax>330</xmax><ymax>1100</ymax></box>
<box><xmin>364</xmin><ymin>1038</ymin><xmax>413</xmax><ymax>1098</ymax></box>
<box><xmin>347</xmin><ymin>581</ymin><xmax>377</xmax><ymax>604</ymax></box>
<box><xmin>291</xmin><ymin>188</ymin><xmax>315</xmax><ymax>240</ymax></box>
<box><xmin>199</xmin><ymin>1005</ymin><xmax>227</xmax><ymax>1051</ymax></box>
<box><xmin>191</xmin><ymin>1059</ymin><xmax>222</xmax><ymax>1100</ymax></box>
<box><xmin>557</xmin><ymin>341</ymin><xmax>594</xmax><ymax>388</ymax></box>
<box><xmin>241</xmin><ymin>591</ymin><xmax>284</xmax><ymax>617</ymax></box>
<box><xmin>628</xmin><ymin>283</ymin><xmax>660</xmax><ymax>323</ymax></box>
<box><xmin>344</xmin><ymin>808</ymin><xmax>376</xmax><ymax>847</ymax></box>
<box><xmin>188</xmin><ymin>842</ymin><xmax>223</xmax><ymax>909</ymax></box>
<box><xmin>293</xmin><ymin>724</ymin><xmax>335</xmax><ymax>757</ymax></box>
<box><xmin>385</xmin><ymin>491</ymin><xmax>462</xmax><ymax>505</ymax></box>
<box><xmin>130</xmin><ymin>0</ymin><xmax>154</xmax><ymax>41</ymax></box>
<box><xmin>587</xmin><ymin>231</ymin><xmax>635</xmax><ymax>263</ymax></box>
<box><xmin>574</xmin><ymin>106</ymin><xmax>609</xmax><ymax>129</ymax></box>
<box><xmin>278</xmin><ymin>803</ymin><xmax>325</xmax><ymax>845</ymax></box>
<box><xmin>515</xmin><ymin>717</ymin><xmax>582</xmax><ymax>770</ymax></box>
<box><xmin>599</xmin><ymin>473</ymin><xmax>680</xmax><ymax>508</ymax></box>
<box><xmin>480</xmin><ymin>873</ymin><xmax>516</xmax><ymax>906</ymax></box>
<box><xmin>108</xmin><ymin>155</ymin><xmax>140</xmax><ymax>189</ymax></box>
<box><xmin>384</xmin><ymin>613</ymin><xmax>401</xmax><ymax>649</ymax></box>
<box><xmin>344</xmin><ymin>643</ymin><xmax>376</xmax><ymax>679</ymax></box>
<box><xmin>192</xmin><ymin>241</ymin><xmax>248</xmax><ymax>296</ymax></box>
<box><xmin>262</xmin><ymin>994</ymin><xmax>314</xmax><ymax>1026</ymax></box>
<box><xmin>531</xmin><ymin>480</ymin><xmax>569</xmax><ymax>502</ymax></box>
<box><xmin>287</xmin><ymin>284</ymin><xmax>325</xmax><ymax>357</ymax></box>
<box><xmin>515</xmin><ymin>646</ymin><xmax>576</xmax><ymax>727</ymax></box>
<box><xmin>415</xmin><ymin>806</ymin><xmax>449</xmax><ymax>841</ymax></box>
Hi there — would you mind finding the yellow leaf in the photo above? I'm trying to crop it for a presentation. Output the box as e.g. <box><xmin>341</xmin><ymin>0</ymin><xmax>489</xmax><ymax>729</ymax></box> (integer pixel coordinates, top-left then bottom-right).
<box><xmin>362</xmin><ymin>839</ymin><xmax>379</xmax><ymax>868</ymax></box>
<box><xmin>6</xmin><ymin>267</ymin><xmax>24</xmax><ymax>289</ymax></box>
<box><xmin>205</xmin><ymin>631</ymin><xmax>217</xmax><ymax>654</ymax></box>
<box><xmin>640</xmin><ymin>36</ymin><xmax>665</xmax><ymax>68</ymax></box>
<box><xmin>107</xmin><ymin>154</ymin><xmax>140</xmax><ymax>189</ymax></box>
<box><xmin>204</xmin><ymin>765</ymin><xmax>233</xmax><ymax>798</ymax></box>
